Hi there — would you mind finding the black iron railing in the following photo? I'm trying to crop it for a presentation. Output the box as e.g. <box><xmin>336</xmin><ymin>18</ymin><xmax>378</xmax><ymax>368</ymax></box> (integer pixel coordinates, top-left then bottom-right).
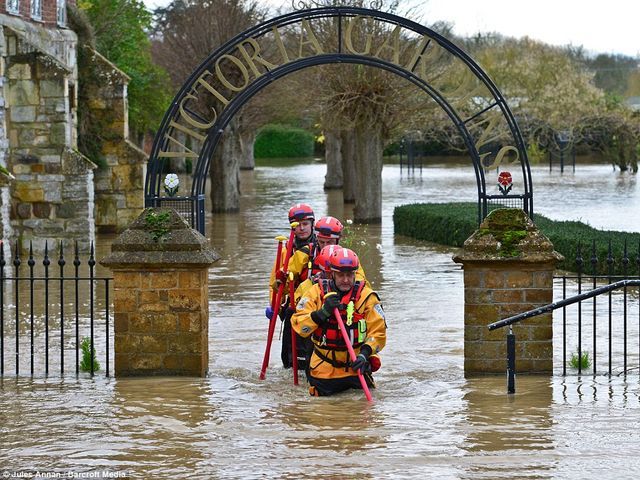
<box><xmin>489</xmin><ymin>279</ymin><xmax>640</xmax><ymax>375</ymax></box>
<box><xmin>556</xmin><ymin>240</ymin><xmax>640</xmax><ymax>376</ymax></box>
<box><xmin>488</xmin><ymin>239</ymin><xmax>640</xmax><ymax>393</ymax></box>
<box><xmin>0</xmin><ymin>241</ymin><xmax>112</xmax><ymax>377</ymax></box>
<box><xmin>147</xmin><ymin>194</ymin><xmax>206</xmax><ymax>235</ymax></box>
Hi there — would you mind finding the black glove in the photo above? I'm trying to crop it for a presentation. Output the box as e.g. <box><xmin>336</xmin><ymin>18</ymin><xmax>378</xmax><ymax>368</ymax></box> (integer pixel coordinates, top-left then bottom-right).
<box><xmin>322</xmin><ymin>292</ymin><xmax>341</xmax><ymax>313</ymax></box>
<box><xmin>310</xmin><ymin>292</ymin><xmax>340</xmax><ymax>328</ymax></box>
<box><xmin>351</xmin><ymin>345</ymin><xmax>372</xmax><ymax>374</ymax></box>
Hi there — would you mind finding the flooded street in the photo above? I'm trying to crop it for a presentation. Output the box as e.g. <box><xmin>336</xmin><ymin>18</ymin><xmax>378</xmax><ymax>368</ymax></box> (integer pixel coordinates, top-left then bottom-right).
<box><xmin>2</xmin><ymin>158</ymin><xmax>640</xmax><ymax>478</ymax></box>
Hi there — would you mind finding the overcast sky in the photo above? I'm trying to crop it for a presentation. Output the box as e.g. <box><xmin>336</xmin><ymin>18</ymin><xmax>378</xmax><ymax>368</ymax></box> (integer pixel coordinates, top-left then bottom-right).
<box><xmin>143</xmin><ymin>0</ymin><xmax>638</xmax><ymax>57</ymax></box>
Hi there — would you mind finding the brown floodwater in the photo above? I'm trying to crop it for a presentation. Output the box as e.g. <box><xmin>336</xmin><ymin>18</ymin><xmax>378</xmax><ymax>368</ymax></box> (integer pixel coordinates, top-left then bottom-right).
<box><xmin>1</xmin><ymin>158</ymin><xmax>640</xmax><ymax>478</ymax></box>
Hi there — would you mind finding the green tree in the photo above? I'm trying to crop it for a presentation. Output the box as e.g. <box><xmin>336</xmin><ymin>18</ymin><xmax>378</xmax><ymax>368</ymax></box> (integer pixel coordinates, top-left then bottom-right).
<box><xmin>79</xmin><ymin>0</ymin><xmax>171</xmax><ymax>140</ymax></box>
<box><xmin>468</xmin><ymin>35</ymin><xmax>605</xmax><ymax>131</ymax></box>
<box><xmin>586</xmin><ymin>53</ymin><xmax>638</xmax><ymax>97</ymax></box>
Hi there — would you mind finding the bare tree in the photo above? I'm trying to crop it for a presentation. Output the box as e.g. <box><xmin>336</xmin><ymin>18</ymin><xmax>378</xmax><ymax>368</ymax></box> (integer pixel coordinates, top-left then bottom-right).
<box><xmin>151</xmin><ymin>0</ymin><xmax>278</xmax><ymax>212</ymax></box>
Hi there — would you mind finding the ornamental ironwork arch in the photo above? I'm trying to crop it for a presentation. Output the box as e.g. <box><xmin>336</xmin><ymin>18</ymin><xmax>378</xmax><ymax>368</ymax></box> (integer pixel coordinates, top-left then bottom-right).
<box><xmin>145</xmin><ymin>6</ymin><xmax>533</xmax><ymax>234</ymax></box>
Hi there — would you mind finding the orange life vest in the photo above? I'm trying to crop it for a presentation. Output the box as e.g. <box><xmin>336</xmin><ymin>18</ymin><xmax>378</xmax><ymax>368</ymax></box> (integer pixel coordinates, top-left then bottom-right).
<box><xmin>312</xmin><ymin>279</ymin><xmax>367</xmax><ymax>351</ymax></box>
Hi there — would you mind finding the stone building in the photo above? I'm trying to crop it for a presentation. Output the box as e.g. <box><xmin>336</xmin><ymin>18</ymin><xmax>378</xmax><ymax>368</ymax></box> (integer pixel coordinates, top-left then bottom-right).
<box><xmin>0</xmin><ymin>0</ymin><xmax>145</xmax><ymax>251</ymax></box>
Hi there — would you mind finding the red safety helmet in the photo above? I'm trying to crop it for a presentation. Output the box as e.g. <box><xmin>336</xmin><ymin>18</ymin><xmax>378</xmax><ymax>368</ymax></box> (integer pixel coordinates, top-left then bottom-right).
<box><xmin>288</xmin><ymin>203</ymin><xmax>315</xmax><ymax>223</ymax></box>
<box><xmin>329</xmin><ymin>247</ymin><xmax>359</xmax><ymax>272</ymax></box>
<box><xmin>315</xmin><ymin>216</ymin><xmax>344</xmax><ymax>239</ymax></box>
<box><xmin>316</xmin><ymin>245</ymin><xmax>343</xmax><ymax>272</ymax></box>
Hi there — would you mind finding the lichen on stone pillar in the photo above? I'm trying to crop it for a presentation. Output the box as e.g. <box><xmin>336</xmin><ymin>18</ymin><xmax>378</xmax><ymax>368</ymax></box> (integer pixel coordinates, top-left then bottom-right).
<box><xmin>100</xmin><ymin>207</ymin><xmax>219</xmax><ymax>377</ymax></box>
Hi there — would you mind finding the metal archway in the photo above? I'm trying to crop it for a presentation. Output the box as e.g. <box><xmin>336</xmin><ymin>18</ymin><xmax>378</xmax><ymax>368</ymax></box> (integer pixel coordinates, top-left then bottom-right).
<box><xmin>145</xmin><ymin>6</ymin><xmax>533</xmax><ymax>234</ymax></box>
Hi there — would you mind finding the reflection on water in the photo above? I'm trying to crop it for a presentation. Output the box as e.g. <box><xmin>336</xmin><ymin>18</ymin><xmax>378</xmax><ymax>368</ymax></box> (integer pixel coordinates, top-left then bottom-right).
<box><xmin>460</xmin><ymin>377</ymin><xmax>555</xmax><ymax>479</ymax></box>
<box><xmin>2</xmin><ymin>158</ymin><xmax>640</xmax><ymax>477</ymax></box>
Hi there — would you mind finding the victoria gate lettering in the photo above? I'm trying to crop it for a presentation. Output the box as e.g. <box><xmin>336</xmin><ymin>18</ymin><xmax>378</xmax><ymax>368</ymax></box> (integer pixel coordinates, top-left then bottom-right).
<box><xmin>158</xmin><ymin>14</ymin><xmax>518</xmax><ymax>166</ymax></box>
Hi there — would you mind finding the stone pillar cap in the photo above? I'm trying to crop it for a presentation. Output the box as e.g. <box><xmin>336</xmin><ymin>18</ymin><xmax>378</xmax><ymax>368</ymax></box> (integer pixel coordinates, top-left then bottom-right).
<box><xmin>100</xmin><ymin>208</ymin><xmax>220</xmax><ymax>268</ymax></box>
<box><xmin>453</xmin><ymin>208</ymin><xmax>564</xmax><ymax>264</ymax></box>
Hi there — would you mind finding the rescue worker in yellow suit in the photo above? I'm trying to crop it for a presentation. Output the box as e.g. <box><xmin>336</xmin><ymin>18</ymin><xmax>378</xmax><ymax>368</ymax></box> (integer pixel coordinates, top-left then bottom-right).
<box><xmin>281</xmin><ymin>215</ymin><xmax>372</xmax><ymax>371</ymax></box>
<box><xmin>293</xmin><ymin>243</ymin><xmax>342</xmax><ymax>305</ymax></box>
<box><xmin>290</xmin><ymin>243</ymin><xmax>344</xmax><ymax>374</ymax></box>
<box><xmin>270</xmin><ymin>203</ymin><xmax>316</xmax><ymax>288</ymax></box>
<box><xmin>291</xmin><ymin>248</ymin><xmax>386</xmax><ymax>397</ymax></box>
<box><xmin>269</xmin><ymin>203</ymin><xmax>316</xmax><ymax>369</ymax></box>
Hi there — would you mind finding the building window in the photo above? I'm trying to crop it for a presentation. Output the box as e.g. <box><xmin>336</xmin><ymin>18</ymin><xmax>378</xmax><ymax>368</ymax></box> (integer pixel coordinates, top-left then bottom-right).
<box><xmin>31</xmin><ymin>0</ymin><xmax>42</xmax><ymax>20</ymax></box>
<box><xmin>57</xmin><ymin>0</ymin><xmax>67</xmax><ymax>26</ymax></box>
<box><xmin>6</xmin><ymin>0</ymin><xmax>20</xmax><ymax>15</ymax></box>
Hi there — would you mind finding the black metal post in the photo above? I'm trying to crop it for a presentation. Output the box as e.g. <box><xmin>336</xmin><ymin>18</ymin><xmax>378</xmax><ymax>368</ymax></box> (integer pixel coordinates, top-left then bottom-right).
<box><xmin>74</xmin><ymin>242</ymin><xmax>80</xmax><ymax>374</ymax></box>
<box><xmin>14</xmin><ymin>243</ymin><xmax>20</xmax><ymax>375</ymax></box>
<box><xmin>591</xmin><ymin>240</ymin><xmax>597</xmax><ymax>375</ymax></box>
<box><xmin>43</xmin><ymin>242</ymin><xmax>50</xmax><ymax>375</ymax></box>
<box><xmin>105</xmin><ymin>278</ymin><xmax>110</xmax><ymax>377</ymax></box>
<box><xmin>623</xmin><ymin>239</ymin><xmax>629</xmax><ymax>374</ymax></box>
<box><xmin>607</xmin><ymin>241</ymin><xmax>614</xmax><ymax>375</ymax></box>
<box><xmin>576</xmin><ymin>243</ymin><xmax>583</xmax><ymax>375</ymax></box>
<box><xmin>59</xmin><ymin>242</ymin><xmax>65</xmax><ymax>375</ymax></box>
<box><xmin>562</xmin><ymin>276</ymin><xmax>567</xmax><ymax>376</ymax></box>
<box><xmin>89</xmin><ymin>243</ymin><xmax>95</xmax><ymax>376</ymax></box>
<box><xmin>28</xmin><ymin>242</ymin><xmax>35</xmax><ymax>375</ymax></box>
<box><xmin>507</xmin><ymin>326</ymin><xmax>516</xmax><ymax>394</ymax></box>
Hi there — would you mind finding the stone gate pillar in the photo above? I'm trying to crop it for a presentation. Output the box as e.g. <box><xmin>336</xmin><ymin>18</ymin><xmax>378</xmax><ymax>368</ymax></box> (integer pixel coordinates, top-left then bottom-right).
<box><xmin>453</xmin><ymin>209</ymin><xmax>563</xmax><ymax>375</ymax></box>
<box><xmin>100</xmin><ymin>208</ymin><xmax>219</xmax><ymax>376</ymax></box>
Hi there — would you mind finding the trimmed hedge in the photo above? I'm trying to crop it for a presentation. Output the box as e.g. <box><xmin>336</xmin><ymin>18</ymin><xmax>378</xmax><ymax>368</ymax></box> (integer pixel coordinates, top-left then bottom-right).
<box><xmin>393</xmin><ymin>203</ymin><xmax>640</xmax><ymax>275</ymax></box>
<box><xmin>254</xmin><ymin>124</ymin><xmax>315</xmax><ymax>158</ymax></box>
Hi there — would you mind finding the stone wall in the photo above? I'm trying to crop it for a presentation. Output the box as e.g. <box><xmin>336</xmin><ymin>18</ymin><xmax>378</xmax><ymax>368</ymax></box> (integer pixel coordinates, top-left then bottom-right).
<box><xmin>88</xmin><ymin>48</ymin><xmax>147</xmax><ymax>234</ymax></box>
<box><xmin>0</xmin><ymin>15</ymin><xmax>146</xmax><ymax>247</ymax></box>
<box><xmin>0</xmin><ymin>18</ymin><xmax>97</xmax><ymax>251</ymax></box>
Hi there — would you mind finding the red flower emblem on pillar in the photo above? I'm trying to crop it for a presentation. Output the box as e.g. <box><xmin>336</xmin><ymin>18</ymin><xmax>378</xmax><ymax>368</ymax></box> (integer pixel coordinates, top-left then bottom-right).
<box><xmin>498</xmin><ymin>171</ymin><xmax>513</xmax><ymax>195</ymax></box>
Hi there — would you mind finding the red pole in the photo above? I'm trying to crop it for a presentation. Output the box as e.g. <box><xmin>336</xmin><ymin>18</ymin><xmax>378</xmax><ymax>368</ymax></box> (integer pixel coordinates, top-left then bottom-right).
<box><xmin>334</xmin><ymin>307</ymin><xmax>373</xmax><ymax>402</ymax></box>
<box><xmin>289</xmin><ymin>275</ymin><xmax>298</xmax><ymax>385</ymax></box>
<box><xmin>270</xmin><ymin>236</ymin><xmax>286</xmax><ymax>311</ymax></box>
<box><xmin>260</xmin><ymin>223</ymin><xmax>298</xmax><ymax>380</ymax></box>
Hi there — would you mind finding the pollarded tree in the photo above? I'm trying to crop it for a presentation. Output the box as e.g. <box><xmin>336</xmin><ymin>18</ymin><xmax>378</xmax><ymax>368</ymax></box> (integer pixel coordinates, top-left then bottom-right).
<box><xmin>578</xmin><ymin>109</ymin><xmax>639</xmax><ymax>172</ymax></box>
<box><xmin>289</xmin><ymin>0</ymin><xmax>431</xmax><ymax>222</ymax></box>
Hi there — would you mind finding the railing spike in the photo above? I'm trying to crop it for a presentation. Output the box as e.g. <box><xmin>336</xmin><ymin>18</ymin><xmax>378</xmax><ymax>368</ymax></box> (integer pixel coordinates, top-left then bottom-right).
<box><xmin>13</xmin><ymin>241</ymin><xmax>20</xmax><ymax>268</ymax></box>
<box><xmin>622</xmin><ymin>238</ymin><xmax>629</xmax><ymax>268</ymax></box>
<box><xmin>28</xmin><ymin>241</ymin><xmax>35</xmax><ymax>268</ymax></box>
<box><xmin>575</xmin><ymin>241</ymin><xmax>583</xmax><ymax>275</ymax></box>
<box><xmin>88</xmin><ymin>242</ymin><xmax>96</xmax><ymax>268</ymax></box>
<box><xmin>43</xmin><ymin>241</ymin><xmax>50</xmax><ymax>268</ymax></box>
<box><xmin>73</xmin><ymin>240</ymin><xmax>81</xmax><ymax>268</ymax></box>
<box><xmin>58</xmin><ymin>240</ymin><xmax>65</xmax><ymax>267</ymax></box>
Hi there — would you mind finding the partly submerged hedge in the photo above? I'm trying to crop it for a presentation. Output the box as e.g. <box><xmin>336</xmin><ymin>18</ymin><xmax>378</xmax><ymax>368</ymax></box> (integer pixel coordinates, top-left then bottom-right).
<box><xmin>393</xmin><ymin>203</ymin><xmax>640</xmax><ymax>275</ymax></box>
<box><xmin>254</xmin><ymin>124</ymin><xmax>315</xmax><ymax>158</ymax></box>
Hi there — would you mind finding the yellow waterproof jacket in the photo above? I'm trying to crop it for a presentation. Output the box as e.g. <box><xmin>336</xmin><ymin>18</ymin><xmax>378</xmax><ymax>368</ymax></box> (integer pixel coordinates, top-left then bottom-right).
<box><xmin>286</xmin><ymin>247</ymin><xmax>313</xmax><ymax>287</ymax></box>
<box><xmin>294</xmin><ymin>277</ymin><xmax>316</xmax><ymax>305</ymax></box>
<box><xmin>291</xmin><ymin>282</ymin><xmax>386</xmax><ymax>380</ymax></box>
<box><xmin>289</xmin><ymin>246</ymin><xmax>370</xmax><ymax>288</ymax></box>
<box><xmin>269</xmin><ymin>241</ymin><xmax>314</xmax><ymax>295</ymax></box>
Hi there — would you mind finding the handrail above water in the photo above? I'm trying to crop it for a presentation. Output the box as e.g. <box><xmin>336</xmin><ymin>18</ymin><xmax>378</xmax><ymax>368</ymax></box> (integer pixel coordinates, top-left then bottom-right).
<box><xmin>488</xmin><ymin>279</ymin><xmax>640</xmax><ymax>331</ymax></box>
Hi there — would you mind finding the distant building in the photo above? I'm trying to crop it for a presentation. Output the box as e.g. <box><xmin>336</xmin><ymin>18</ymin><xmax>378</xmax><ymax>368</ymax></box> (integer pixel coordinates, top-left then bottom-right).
<box><xmin>0</xmin><ymin>0</ymin><xmax>145</xmax><ymax>250</ymax></box>
<box><xmin>624</xmin><ymin>96</ymin><xmax>640</xmax><ymax>112</ymax></box>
